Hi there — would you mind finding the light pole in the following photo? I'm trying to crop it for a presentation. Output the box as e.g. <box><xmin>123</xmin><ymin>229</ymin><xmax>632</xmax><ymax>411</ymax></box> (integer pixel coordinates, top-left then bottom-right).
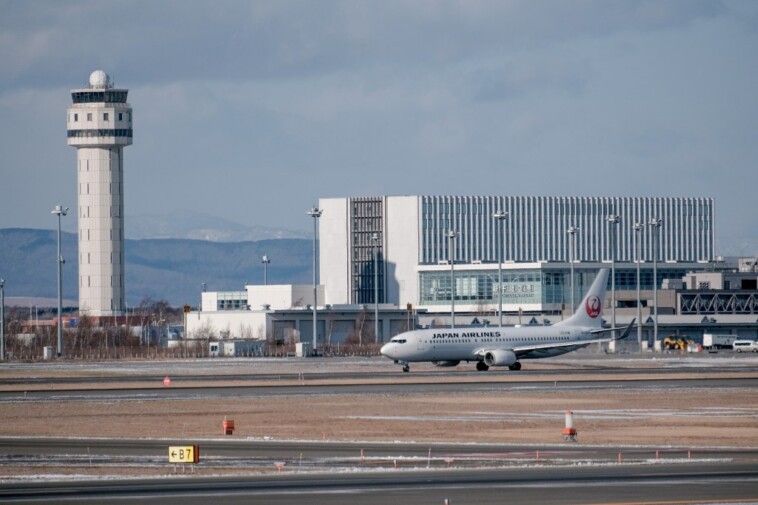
<box><xmin>648</xmin><ymin>218</ymin><xmax>662</xmax><ymax>347</ymax></box>
<box><xmin>371</xmin><ymin>232</ymin><xmax>381</xmax><ymax>344</ymax></box>
<box><xmin>566</xmin><ymin>226</ymin><xmax>579</xmax><ymax>312</ymax></box>
<box><xmin>447</xmin><ymin>230</ymin><xmax>458</xmax><ymax>329</ymax></box>
<box><xmin>634</xmin><ymin>222</ymin><xmax>644</xmax><ymax>349</ymax></box>
<box><xmin>307</xmin><ymin>206</ymin><xmax>323</xmax><ymax>354</ymax></box>
<box><xmin>52</xmin><ymin>205</ymin><xmax>68</xmax><ymax>358</ymax></box>
<box><xmin>0</xmin><ymin>278</ymin><xmax>5</xmax><ymax>361</ymax></box>
<box><xmin>158</xmin><ymin>318</ymin><xmax>165</xmax><ymax>348</ymax></box>
<box><xmin>606</xmin><ymin>214</ymin><xmax>620</xmax><ymax>339</ymax></box>
<box><xmin>261</xmin><ymin>255</ymin><xmax>270</xmax><ymax>285</ymax></box>
<box><xmin>493</xmin><ymin>210</ymin><xmax>508</xmax><ymax>326</ymax></box>
<box><xmin>199</xmin><ymin>282</ymin><xmax>207</xmax><ymax>321</ymax></box>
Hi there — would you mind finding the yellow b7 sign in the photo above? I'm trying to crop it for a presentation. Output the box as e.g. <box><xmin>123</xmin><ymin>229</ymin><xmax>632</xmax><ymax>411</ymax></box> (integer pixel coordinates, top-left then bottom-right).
<box><xmin>169</xmin><ymin>445</ymin><xmax>200</xmax><ymax>464</ymax></box>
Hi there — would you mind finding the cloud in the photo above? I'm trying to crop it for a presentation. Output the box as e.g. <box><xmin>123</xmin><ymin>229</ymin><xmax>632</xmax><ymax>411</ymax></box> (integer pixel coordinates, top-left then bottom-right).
<box><xmin>1</xmin><ymin>0</ymin><xmax>756</xmax><ymax>248</ymax></box>
<box><xmin>470</xmin><ymin>56</ymin><xmax>591</xmax><ymax>103</ymax></box>
<box><xmin>0</xmin><ymin>0</ymin><xmax>728</xmax><ymax>91</ymax></box>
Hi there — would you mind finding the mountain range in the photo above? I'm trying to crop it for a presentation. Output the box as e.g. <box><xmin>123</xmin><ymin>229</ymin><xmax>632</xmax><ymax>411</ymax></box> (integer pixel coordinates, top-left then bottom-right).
<box><xmin>0</xmin><ymin>228</ymin><xmax>311</xmax><ymax>308</ymax></box>
<box><xmin>116</xmin><ymin>211</ymin><xmax>758</xmax><ymax>255</ymax></box>
<box><xmin>60</xmin><ymin>210</ymin><xmax>310</xmax><ymax>242</ymax></box>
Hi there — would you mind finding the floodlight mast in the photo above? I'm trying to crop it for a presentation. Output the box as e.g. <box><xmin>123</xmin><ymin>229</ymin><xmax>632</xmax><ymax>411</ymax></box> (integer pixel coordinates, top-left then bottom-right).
<box><xmin>261</xmin><ymin>255</ymin><xmax>270</xmax><ymax>285</ymax></box>
<box><xmin>606</xmin><ymin>214</ymin><xmax>620</xmax><ymax>339</ymax></box>
<box><xmin>371</xmin><ymin>232</ymin><xmax>381</xmax><ymax>345</ymax></box>
<box><xmin>307</xmin><ymin>206</ymin><xmax>323</xmax><ymax>354</ymax></box>
<box><xmin>566</xmin><ymin>226</ymin><xmax>580</xmax><ymax>312</ymax></box>
<box><xmin>634</xmin><ymin>222</ymin><xmax>644</xmax><ymax>349</ymax></box>
<box><xmin>0</xmin><ymin>278</ymin><xmax>5</xmax><ymax>361</ymax></box>
<box><xmin>52</xmin><ymin>205</ymin><xmax>68</xmax><ymax>358</ymax></box>
<box><xmin>447</xmin><ymin>230</ymin><xmax>458</xmax><ymax>329</ymax></box>
<box><xmin>493</xmin><ymin>210</ymin><xmax>508</xmax><ymax>327</ymax></box>
<box><xmin>648</xmin><ymin>218</ymin><xmax>662</xmax><ymax>346</ymax></box>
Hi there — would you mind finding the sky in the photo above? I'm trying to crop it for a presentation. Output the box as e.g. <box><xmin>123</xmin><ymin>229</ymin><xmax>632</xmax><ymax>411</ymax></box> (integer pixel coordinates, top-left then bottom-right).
<box><xmin>1</xmin><ymin>0</ymin><xmax>757</xmax><ymax>253</ymax></box>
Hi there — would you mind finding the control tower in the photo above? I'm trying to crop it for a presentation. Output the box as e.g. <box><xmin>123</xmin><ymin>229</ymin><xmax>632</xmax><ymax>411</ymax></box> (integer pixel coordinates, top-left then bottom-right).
<box><xmin>67</xmin><ymin>70</ymin><xmax>132</xmax><ymax>316</ymax></box>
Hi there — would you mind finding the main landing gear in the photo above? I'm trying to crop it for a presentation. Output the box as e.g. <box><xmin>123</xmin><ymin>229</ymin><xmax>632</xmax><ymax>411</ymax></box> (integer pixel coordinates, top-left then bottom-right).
<box><xmin>402</xmin><ymin>363</ymin><xmax>410</xmax><ymax>373</ymax></box>
<box><xmin>475</xmin><ymin>361</ymin><xmax>522</xmax><ymax>371</ymax></box>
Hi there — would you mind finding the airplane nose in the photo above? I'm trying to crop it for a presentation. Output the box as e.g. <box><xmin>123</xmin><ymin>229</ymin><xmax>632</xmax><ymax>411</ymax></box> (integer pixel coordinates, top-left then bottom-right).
<box><xmin>380</xmin><ymin>343</ymin><xmax>394</xmax><ymax>358</ymax></box>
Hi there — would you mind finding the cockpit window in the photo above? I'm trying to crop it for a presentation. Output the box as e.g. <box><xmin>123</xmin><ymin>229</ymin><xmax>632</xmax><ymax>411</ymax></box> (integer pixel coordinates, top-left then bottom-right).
<box><xmin>391</xmin><ymin>338</ymin><xmax>407</xmax><ymax>344</ymax></box>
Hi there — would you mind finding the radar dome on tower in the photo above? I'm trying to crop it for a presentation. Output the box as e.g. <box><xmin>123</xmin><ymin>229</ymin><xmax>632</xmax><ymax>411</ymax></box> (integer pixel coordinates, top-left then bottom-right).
<box><xmin>88</xmin><ymin>70</ymin><xmax>111</xmax><ymax>89</ymax></box>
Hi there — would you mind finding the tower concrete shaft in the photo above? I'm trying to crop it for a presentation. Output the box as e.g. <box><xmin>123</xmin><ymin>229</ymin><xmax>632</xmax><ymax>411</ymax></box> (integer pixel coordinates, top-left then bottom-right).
<box><xmin>67</xmin><ymin>70</ymin><xmax>132</xmax><ymax>316</ymax></box>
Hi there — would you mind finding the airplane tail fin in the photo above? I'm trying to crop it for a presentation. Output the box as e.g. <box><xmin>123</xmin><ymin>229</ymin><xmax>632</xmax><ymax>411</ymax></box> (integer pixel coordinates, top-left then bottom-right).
<box><xmin>559</xmin><ymin>268</ymin><xmax>609</xmax><ymax>328</ymax></box>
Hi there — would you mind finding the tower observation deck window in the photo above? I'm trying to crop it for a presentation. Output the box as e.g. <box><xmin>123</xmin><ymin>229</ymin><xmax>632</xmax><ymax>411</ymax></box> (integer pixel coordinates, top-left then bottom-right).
<box><xmin>67</xmin><ymin>128</ymin><xmax>133</xmax><ymax>138</ymax></box>
<box><xmin>71</xmin><ymin>90</ymin><xmax>128</xmax><ymax>103</ymax></box>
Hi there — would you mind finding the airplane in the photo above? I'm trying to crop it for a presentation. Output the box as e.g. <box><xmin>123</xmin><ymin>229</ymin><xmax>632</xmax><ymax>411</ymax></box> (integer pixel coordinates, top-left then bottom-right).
<box><xmin>380</xmin><ymin>268</ymin><xmax>634</xmax><ymax>372</ymax></box>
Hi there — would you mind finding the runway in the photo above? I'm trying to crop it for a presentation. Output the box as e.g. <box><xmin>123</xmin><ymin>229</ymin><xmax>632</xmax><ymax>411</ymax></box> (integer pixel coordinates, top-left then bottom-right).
<box><xmin>1</xmin><ymin>377</ymin><xmax>757</xmax><ymax>407</ymax></box>
<box><xmin>1</xmin><ymin>455</ymin><xmax>757</xmax><ymax>504</ymax></box>
<box><xmin>5</xmin><ymin>436</ymin><xmax>758</xmax><ymax>463</ymax></box>
<box><xmin>0</xmin><ymin>356</ymin><xmax>757</xmax><ymax>503</ymax></box>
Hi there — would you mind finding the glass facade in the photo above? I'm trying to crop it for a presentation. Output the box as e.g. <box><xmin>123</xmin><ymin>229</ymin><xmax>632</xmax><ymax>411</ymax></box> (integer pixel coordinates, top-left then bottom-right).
<box><xmin>420</xmin><ymin>196</ymin><xmax>714</xmax><ymax>265</ymax></box>
<box><xmin>351</xmin><ymin>197</ymin><xmax>384</xmax><ymax>304</ymax></box>
<box><xmin>216</xmin><ymin>292</ymin><xmax>248</xmax><ymax>310</ymax></box>
<box><xmin>420</xmin><ymin>269</ymin><xmax>544</xmax><ymax>306</ymax></box>
<box><xmin>419</xmin><ymin>267</ymin><xmax>692</xmax><ymax>307</ymax></box>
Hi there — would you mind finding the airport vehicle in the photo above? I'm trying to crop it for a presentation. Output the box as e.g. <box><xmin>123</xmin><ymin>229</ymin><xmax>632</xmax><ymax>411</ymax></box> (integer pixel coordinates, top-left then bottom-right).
<box><xmin>732</xmin><ymin>340</ymin><xmax>758</xmax><ymax>353</ymax></box>
<box><xmin>703</xmin><ymin>333</ymin><xmax>736</xmax><ymax>350</ymax></box>
<box><xmin>380</xmin><ymin>268</ymin><xmax>634</xmax><ymax>372</ymax></box>
<box><xmin>663</xmin><ymin>336</ymin><xmax>694</xmax><ymax>351</ymax></box>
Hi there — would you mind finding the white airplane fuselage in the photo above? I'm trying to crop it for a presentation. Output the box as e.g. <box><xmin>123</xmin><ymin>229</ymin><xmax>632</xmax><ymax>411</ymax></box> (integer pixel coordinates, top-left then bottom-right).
<box><xmin>380</xmin><ymin>268</ymin><xmax>627</xmax><ymax>372</ymax></box>
<box><xmin>380</xmin><ymin>325</ymin><xmax>589</xmax><ymax>363</ymax></box>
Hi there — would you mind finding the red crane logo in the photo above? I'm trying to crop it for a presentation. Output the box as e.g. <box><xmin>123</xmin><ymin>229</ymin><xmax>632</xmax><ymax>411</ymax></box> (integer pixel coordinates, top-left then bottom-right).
<box><xmin>585</xmin><ymin>295</ymin><xmax>601</xmax><ymax>318</ymax></box>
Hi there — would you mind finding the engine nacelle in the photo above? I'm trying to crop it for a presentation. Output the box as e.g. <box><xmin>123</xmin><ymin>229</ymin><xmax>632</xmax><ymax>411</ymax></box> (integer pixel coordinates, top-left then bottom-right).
<box><xmin>483</xmin><ymin>349</ymin><xmax>517</xmax><ymax>367</ymax></box>
<box><xmin>431</xmin><ymin>360</ymin><xmax>461</xmax><ymax>367</ymax></box>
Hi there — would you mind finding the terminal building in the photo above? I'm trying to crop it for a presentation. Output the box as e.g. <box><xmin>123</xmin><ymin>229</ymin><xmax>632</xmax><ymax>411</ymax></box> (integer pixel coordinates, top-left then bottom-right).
<box><xmin>319</xmin><ymin>195</ymin><xmax>715</xmax><ymax>315</ymax></box>
<box><xmin>187</xmin><ymin>195</ymin><xmax>758</xmax><ymax>348</ymax></box>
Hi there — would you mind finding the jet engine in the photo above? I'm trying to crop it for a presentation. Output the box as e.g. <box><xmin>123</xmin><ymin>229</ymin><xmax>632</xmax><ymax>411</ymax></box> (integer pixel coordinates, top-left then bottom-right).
<box><xmin>483</xmin><ymin>349</ymin><xmax>517</xmax><ymax>367</ymax></box>
<box><xmin>432</xmin><ymin>360</ymin><xmax>461</xmax><ymax>367</ymax></box>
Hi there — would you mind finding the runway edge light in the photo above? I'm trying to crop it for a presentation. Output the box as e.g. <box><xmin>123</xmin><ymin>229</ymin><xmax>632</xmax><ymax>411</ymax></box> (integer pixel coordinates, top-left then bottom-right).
<box><xmin>562</xmin><ymin>411</ymin><xmax>577</xmax><ymax>442</ymax></box>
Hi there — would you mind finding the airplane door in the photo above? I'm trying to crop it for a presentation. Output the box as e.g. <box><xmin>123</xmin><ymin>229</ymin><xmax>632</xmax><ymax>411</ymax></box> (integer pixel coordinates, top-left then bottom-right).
<box><xmin>417</xmin><ymin>338</ymin><xmax>426</xmax><ymax>351</ymax></box>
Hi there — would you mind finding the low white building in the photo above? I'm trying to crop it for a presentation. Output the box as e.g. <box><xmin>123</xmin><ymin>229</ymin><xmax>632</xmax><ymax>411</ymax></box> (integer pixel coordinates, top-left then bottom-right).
<box><xmin>209</xmin><ymin>340</ymin><xmax>264</xmax><ymax>357</ymax></box>
<box><xmin>187</xmin><ymin>284</ymin><xmax>418</xmax><ymax>346</ymax></box>
<box><xmin>193</xmin><ymin>284</ymin><xmax>323</xmax><ymax>342</ymax></box>
<box><xmin>201</xmin><ymin>284</ymin><xmax>324</xmax><ymax>312</ymax></box>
